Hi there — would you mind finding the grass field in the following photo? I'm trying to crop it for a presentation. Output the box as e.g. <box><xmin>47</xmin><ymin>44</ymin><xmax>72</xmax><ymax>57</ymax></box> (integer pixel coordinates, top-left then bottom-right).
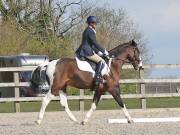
<box><xmin>0</xmin><ymin>97</ymin><xmax>180</xmax><ymax>113</ymax></box>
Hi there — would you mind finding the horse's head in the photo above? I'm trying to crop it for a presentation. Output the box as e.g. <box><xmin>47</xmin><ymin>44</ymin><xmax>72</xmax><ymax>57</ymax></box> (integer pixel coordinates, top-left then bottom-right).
<box><xmin>126</xmin><ymin>40</ymin><xmax>142</xmax><ymax>70</ymax></box>
<box><xmin>109</xmin><ymin>40</ymin><xmax>142</xmax><ymax>70</ymax></box>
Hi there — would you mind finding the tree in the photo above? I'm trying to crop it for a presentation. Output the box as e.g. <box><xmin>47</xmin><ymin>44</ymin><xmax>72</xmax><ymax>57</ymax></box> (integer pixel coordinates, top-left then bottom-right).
<box><xmin>0</xmin><ymin>0</ymin><xmax>93</xmax><ymax>39</ymax></box>
<box><xmin>0</xmin><ymin>0</ymin><xmax>94</xmax><ymax>58</ymax></box>
<box><xmin>69</xmin><ymin>5</ymin><xmax>151</xmax><ymax>79</ymax></box>
<box><xmin>0</xmin><ymin>1</ymin><xmax>151</xmax><ymax>95</ymax></box>
<box><xmin>0</xmin><ymin>1</ymin><xmax>151</xmax><ymax>65</ymax></box>
<box><xmin>0</xmin><ymin>20</ymin><xmax>74</xmax><ymax>58</ymax></box>
<box><xmin>70</xmin><ymin>6</ymin><xmax>150</xmax><ymax>63</ymax></box>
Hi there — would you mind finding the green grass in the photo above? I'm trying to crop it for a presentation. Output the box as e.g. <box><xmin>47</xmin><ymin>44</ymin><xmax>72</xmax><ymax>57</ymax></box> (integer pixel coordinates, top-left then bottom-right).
<box><xmin>0</xmin><ymin>102</ymin><xmax>15</xmax><ymax>113</ymax></box>
<box><xmin>85</xmin><ymin>99</ymin><xmax>141</xmax><ymax>110</ymax></box>
<box><xmin>0</xmin><ymin>97</ymin><xmax>180</xmax><ymax>113</ymax></box>
<box><xmin>147</xmin><ymin>97</ymin><xmax>180</xmax><ymax>108</ymax></box>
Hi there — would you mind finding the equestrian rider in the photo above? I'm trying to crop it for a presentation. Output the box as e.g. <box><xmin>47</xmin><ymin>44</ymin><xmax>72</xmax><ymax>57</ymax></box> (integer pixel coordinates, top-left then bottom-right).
<box><xmin>76</xmin><ymin>16</ymin><xmax>109</xmax><ymax>87</ymax></box>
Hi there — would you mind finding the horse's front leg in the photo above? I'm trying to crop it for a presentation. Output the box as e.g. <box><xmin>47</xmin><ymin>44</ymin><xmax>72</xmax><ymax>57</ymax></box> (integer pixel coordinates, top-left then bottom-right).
<box><xmin>59</xmin><ymin>91</ymin><xmax>78</xmax><ymax>122</ymax></box>
<box><xmin>108</xmin><ymin>85</ymin><xmax>133</xmax><ymax>123</ymax></box>
<box><xmin>82</xmin><ymin>91</ymin><xmax>101</xmax><ymax>125</ymax></box>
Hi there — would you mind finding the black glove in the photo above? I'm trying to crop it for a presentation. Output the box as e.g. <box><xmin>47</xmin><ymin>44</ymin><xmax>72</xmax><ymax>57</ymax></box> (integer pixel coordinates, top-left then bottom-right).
<box><xmin>103</xmin><ymin>54</ymin><xmax>110</xmax><ymax>60</ymax></box>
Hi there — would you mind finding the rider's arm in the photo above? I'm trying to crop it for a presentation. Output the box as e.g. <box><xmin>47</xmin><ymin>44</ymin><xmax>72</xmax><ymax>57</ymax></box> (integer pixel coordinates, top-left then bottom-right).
<box><xmin>88</xmin><ymin>30</ymin><xmax>105</xmax><ymax>53</ymax></box>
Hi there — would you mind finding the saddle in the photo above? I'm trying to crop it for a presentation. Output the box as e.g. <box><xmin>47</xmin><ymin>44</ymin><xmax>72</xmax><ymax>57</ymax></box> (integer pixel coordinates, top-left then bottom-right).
<box><xmin>75</xmin><ymin>56</ymin><xmax>111</xmax><ymax>78</ymax></box>
<box><xmin>78</xmin><ymin>56</ymin><xmax>97</xmax><ymax>70</ymax></box>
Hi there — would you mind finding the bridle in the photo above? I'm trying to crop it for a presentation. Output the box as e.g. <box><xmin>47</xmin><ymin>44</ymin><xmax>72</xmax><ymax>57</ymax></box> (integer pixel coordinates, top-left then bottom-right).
<box><xmin>111</xmin><ymin>47</ymin><xmax>140</xmax><ymax>65</ymax></box>
<box><xmin>114</xmin><ymin>57</ymin><xmax>132</xmax><ymax>64</ymax></box>
<box><xmin>107</xmin><ymin>47</ymin><xmax>140</xmax><ymax>78</ymax></box>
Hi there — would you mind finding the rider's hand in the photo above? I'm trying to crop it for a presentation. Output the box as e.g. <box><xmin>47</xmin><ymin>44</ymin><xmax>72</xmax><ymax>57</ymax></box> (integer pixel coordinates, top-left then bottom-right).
<box><xmin>103</xmin><ymin>50</ymin><xmax>110</xmax><ymax>60</ymax></box>
<box><xmin>104</xmin><ymin>50</ymin><xmax>109</xmax><ymax>56</ymax></box>
<box><xmin>103</xmin><ymin>54</ymin><xmax>110</xmax><ymax>60</ymax></box>
<box><xmin>97</xmin><ymin>51</ymin><xmax>103</xmax><ymax>56</ymax></box>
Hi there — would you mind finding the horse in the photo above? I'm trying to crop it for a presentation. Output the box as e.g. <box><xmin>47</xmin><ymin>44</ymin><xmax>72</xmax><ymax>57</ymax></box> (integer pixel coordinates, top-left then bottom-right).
<box><xmin>33</xmin><ymin>40</ymin><xmax>141</xmax><ymax>125</ymax></box>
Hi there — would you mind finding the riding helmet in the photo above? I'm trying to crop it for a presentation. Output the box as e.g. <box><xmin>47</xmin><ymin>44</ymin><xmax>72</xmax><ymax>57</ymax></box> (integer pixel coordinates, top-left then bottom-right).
<box><xmin>86</xmin><ymin>16</ymin><xmax>97</xmax><ymax>24</ymax></box>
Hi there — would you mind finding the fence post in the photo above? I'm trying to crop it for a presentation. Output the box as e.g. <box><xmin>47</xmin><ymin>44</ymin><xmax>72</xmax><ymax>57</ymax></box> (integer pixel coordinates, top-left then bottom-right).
<box><xmin>14</xmin><ymin>72</ymin><xmax>20</xmax><ymax>112</ymax></box>
<box><xmin>79</xmin><ymin>89</ymin><xmax>84</xmax><ymax>111</ymax></box>
<box><xmin>139</xmin><ymin>68</ymin><xmax>146</xmax><ymax>109</ymax></box>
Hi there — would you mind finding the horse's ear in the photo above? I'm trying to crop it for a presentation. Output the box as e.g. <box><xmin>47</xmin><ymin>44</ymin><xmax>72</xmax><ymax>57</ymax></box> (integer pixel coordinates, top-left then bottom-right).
<box><xmin>131</xmin><ymin>40</ymin><xmax>137</xmax><ymax>47</ymax></box>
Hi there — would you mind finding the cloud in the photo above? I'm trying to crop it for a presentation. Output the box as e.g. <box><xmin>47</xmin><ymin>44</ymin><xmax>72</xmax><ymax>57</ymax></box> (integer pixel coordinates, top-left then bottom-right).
<box><xmin>121</xmin><ymin>1</ymin><xmax>180</xmax><ymax>33</ymax></box>
<box><xmin>158</xmin><ymin>1</ymin><xmax>180</xmax><ymax>31</ymax></box>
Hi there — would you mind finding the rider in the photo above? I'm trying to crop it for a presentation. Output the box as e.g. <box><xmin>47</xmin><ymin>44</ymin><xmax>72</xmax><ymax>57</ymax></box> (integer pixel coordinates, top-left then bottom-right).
<box><xmin>76</xmin><ymin>16</ymin><xmax>109</xmax><ymax>87</ymax></box>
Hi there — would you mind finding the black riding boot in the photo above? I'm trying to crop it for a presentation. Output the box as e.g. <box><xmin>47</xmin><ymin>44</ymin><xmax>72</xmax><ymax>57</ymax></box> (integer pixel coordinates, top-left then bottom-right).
<box><xmin>94</xmin><ymin>61</ymin><xmax>105</xmax><ymax>87</ymax></box>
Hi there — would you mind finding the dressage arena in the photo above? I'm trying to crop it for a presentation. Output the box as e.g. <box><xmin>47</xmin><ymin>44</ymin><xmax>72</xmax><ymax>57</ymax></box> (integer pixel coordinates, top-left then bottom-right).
<box><xmin>0</xmin><ymin>108</ymin><xmax>180</xmax><ymax>135</ymax></box>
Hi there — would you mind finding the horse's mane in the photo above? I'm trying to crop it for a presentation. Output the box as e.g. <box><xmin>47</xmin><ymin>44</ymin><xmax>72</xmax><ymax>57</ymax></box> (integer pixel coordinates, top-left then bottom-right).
<box><xmin>109</xmin><ymin>42</ymin><xmax>131</xmax><ymax>57</ymax></box>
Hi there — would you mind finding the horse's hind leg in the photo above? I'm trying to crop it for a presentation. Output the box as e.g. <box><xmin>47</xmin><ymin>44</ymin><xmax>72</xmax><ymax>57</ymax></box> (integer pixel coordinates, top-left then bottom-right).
<box><xmin>35</xmin><ymin>59</ymin><xmax>58</xmax><ymax>125</ymax></box>
<box><xmin>59</xmin><ymin>90</ymin><xmax>78</xmax><ymax>122</ymax></box>
<box><xmin>82</xmin><ymin>91</ymin><xmax>101</xmax><ymax>125</ymax></box>
<box><xmin>35</xmin><ymin>91</ymin><xmax>54</xmax><ymax>125</ymax></box>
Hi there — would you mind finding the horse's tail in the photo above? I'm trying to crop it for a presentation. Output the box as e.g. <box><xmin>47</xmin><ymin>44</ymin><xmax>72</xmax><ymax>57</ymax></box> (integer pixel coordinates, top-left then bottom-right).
<box><xmin>30</xmin><ymin>64</ymin><xmax>49</xmax><ymax>94</ymax></box>
<box><xmin>30</xmin><ymin>59</ymin><xmax>59</xmax><ymax>95</ymax></box>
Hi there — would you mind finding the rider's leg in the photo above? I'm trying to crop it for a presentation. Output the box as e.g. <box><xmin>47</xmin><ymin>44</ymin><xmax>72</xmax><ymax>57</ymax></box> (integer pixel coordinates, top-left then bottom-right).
<box><xmin>86</xmin><ymin>54</ymin><xmax>105</xmax><ymax>86</ymax></box>
<box><xmin>94</xmin><ymin>61</ymin><xmax>105</xmax><ymax>84</ymax></box>
<box><xmin>86</xmin><ymin>53</ymin><xmax>104</xmax><ymax>63</ymax></box>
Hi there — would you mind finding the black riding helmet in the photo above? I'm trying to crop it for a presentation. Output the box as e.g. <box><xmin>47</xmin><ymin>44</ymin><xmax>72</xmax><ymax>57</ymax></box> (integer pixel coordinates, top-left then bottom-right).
<box><xmin>86</xmin><ymin>16</ymin><xmax>97</xmax><ymax>24</ymax></box>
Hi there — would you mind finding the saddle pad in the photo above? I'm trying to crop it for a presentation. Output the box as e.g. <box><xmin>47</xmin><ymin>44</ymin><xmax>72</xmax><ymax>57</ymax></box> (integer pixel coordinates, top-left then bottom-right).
<box><xmin>75</xmin><ymin>57</ymin><xmax>111</xmax><ymax>77</ymax></box>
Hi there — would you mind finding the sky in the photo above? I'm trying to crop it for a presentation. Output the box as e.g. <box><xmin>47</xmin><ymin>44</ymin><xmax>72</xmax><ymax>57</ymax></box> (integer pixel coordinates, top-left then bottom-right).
<box><xmin>1</xmin><ymin>0</ymin><xmax>180</xmax><ymax>77</ymax></box>
<box><xmin>97</xmin><ymin>0</ymin><xmax>180</xmax><ymax>78</ymax></box>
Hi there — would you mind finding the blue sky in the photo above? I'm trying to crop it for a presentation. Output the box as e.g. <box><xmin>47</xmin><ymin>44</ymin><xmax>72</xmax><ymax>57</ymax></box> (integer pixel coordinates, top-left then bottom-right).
<box><xmin>97</xmin><ymin>0</ymin><xmax>180</xmax><ymax>77</ymax></box>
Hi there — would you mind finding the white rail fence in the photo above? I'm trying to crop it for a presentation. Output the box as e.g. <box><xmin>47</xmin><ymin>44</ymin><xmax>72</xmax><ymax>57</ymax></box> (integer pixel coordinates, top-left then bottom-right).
<box><xmin>0</xmin><ymin>64</ymin><xmax>180</xmax><ymax>112</ymax></box>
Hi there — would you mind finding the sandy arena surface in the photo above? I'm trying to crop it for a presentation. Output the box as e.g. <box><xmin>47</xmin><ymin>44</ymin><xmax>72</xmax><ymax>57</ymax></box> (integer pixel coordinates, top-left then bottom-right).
<box><xmin>0</xmin><ymin>108</ymin><xmax>180</xmax><ymax>135</ymax></box>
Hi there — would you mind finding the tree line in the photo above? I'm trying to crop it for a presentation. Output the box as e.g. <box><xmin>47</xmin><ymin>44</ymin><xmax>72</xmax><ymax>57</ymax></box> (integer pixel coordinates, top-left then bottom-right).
<box><xmin>0</xmin><ymin>0</ymin><xmax>150</xmax><ymax>65</ymax></box>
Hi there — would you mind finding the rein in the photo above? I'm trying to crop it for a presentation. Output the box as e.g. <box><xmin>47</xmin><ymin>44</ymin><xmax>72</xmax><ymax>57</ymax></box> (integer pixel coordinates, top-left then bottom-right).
<box><xmin>114</xmin><ymin>58</ymin><xmax>131</xmax><ymax>64</ymax></box>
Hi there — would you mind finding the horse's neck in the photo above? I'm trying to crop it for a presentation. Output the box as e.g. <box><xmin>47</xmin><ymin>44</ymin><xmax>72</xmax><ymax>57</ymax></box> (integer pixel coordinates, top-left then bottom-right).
<box><xmin>111</xmin><ymin>51</ymin><xmax>128</xmax><ymax>78</ymax></box>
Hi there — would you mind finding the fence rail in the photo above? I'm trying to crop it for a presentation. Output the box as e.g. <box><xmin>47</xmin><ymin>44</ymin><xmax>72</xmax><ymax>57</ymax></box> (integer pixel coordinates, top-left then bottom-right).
<box><xmin>0</xmin><ymin>93</ymin><xmax>180</xmax><ymax>102</ymax></box>
<box><xmin>0</xmin><ymin>64</ymin><xmax>180</xmax><ymax>112</ymax></box>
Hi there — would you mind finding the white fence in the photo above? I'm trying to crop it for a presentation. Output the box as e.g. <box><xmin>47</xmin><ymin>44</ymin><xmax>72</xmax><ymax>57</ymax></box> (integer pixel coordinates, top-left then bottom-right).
<box><xmin>0</xmin><ymin>64</ymin><xmax>180</xmax><ymax>112</ymax></box>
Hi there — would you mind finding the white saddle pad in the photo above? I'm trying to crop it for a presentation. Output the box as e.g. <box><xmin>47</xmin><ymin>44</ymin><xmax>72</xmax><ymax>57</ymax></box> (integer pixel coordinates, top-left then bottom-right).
<box><xmin>75</xmin><ymin>57</ymin><xmax>111</xmax><ymax>77</ymax></box>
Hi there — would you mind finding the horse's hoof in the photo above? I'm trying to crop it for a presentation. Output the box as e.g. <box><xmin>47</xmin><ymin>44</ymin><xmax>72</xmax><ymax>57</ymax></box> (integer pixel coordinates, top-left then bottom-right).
<box><xmin>81</xmin><ymin>121</ymin><xmax>85</xmax><ymax>125</ymax></box>
<box><xmin>35</xmin><ymin>120</ymin><xmax>41</xmax><ymax>125</ymax></box>
<box><xmin>127</xmin><ymin>119</ymin><xmax>134</xmax><ymax>124</ymax></box>
<box><xmin>81</xmin><ymin>121</ymin><xmax>86</xmax><ymax>125</ymax></box>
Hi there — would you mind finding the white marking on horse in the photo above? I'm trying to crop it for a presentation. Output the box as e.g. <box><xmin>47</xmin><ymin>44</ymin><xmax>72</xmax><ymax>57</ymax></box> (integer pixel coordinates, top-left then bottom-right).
<box><xmin>36</xmin><ymin>59</ymin><xmax>59</xmax><ymax>125</ymax></box>
<box><xmin>36</xmin><ymin>59</ymin><xmax>78</xmax><ymax>124</ymax></box>
<box><xmin>36</xmin><ymin>91</ymin><xmax>54</xmax><ymax>125</ymax></box>
<box><xmin>46</xmin><ymin>59</ymin><xmax>59</xmax><ymax>85</ymax></box>
<box><xmin>82</xmin><ymin>103</ymin><xmax>96</xmax><ymax>124</ymax></box>
<box><xmin>59</xmin><ymin>91</ymin><xmax>78</xmax><ymax>122</ymax></box>
<box><xmin>122</xmin><ymin>104</ymin><xmax>133</xmax><ymax>122</ymax></box>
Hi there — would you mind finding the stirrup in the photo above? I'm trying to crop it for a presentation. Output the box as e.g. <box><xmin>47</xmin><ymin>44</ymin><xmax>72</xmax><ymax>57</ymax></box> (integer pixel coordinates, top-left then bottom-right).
<box><xmin>93</xmin><ymin>81</ymin><xmax>100</xmax><ymax>91</ymax></box>
<box><xmin>93</xmin><ymin>76</ymin><xmax>102</xmax><ymax>91</ymax></box>
<box><xmin>95</xmin><ymin>77</ymin><xmax>102</xmax><ymax>84</ymax></box>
